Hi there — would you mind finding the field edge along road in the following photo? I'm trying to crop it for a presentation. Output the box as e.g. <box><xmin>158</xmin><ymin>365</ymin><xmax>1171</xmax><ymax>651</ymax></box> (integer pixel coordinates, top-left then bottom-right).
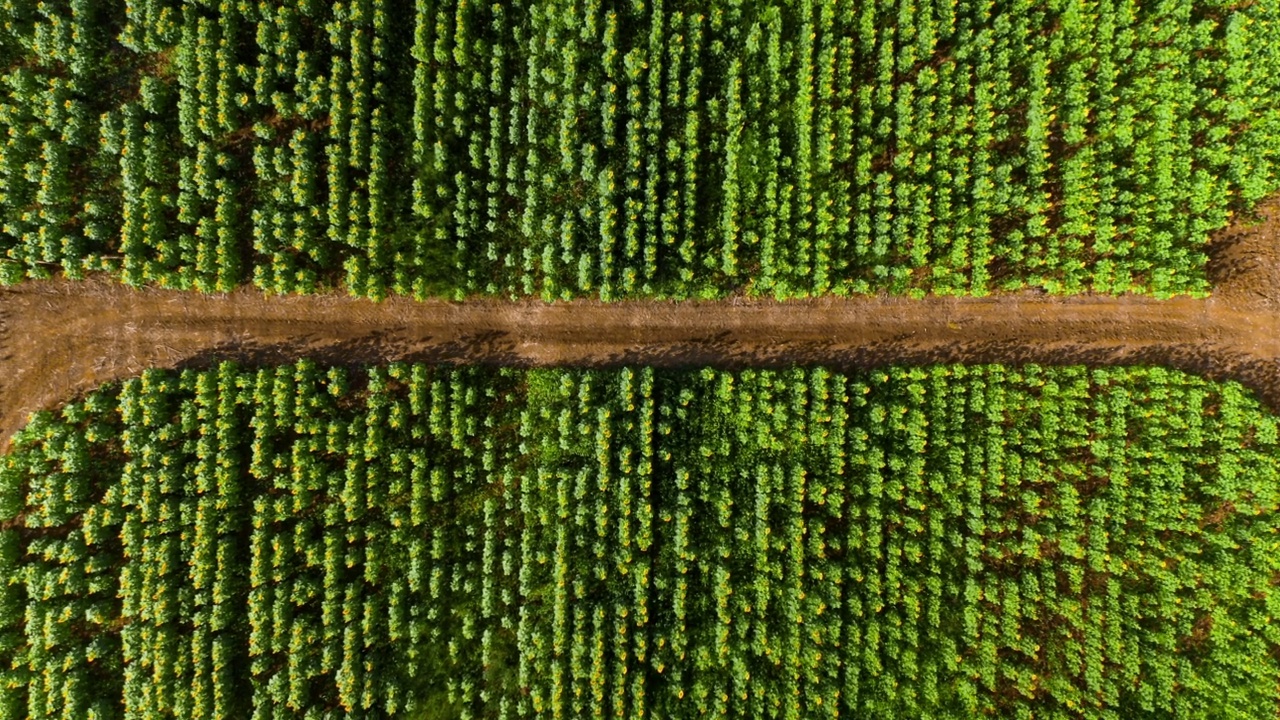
<box><xmin>2</xmin><ymin>197</ymin><xmax>1279</xmax><ymax>451</ymax></box>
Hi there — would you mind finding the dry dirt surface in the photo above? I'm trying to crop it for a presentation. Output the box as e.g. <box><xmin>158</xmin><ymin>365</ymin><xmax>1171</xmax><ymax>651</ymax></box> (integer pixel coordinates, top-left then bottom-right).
<box><xmin>2</xmin><ymin>197</ymin><xmax>1280</xmax><ymax>452</ymax></box>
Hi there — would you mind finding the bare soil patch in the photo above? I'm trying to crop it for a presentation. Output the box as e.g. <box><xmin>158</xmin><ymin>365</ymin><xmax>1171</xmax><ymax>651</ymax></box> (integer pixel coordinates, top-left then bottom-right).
<box><xmin>2</xmin><ymin>198</ymin><xmax>1280</xmax><ymax>451</ymax></box>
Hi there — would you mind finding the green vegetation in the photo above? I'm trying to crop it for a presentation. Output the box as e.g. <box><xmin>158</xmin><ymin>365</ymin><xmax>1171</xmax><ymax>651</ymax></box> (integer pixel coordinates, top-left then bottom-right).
<box><xmin>1</xmin><ymin>362</ymin><xmax>1278</xmax><ymax>717</ymax></box>
<box><xmin>2</xmin><ymin>1</ymin><xmax>1280</xmax><ymax>298</ymax></box>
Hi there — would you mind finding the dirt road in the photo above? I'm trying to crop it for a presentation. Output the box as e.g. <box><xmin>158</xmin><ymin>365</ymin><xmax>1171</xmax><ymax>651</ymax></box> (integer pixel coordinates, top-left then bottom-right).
<box><xmin>2</xmin><ymin>197</ymin><xmax>1278</xmax><ymax>451</ymax></box>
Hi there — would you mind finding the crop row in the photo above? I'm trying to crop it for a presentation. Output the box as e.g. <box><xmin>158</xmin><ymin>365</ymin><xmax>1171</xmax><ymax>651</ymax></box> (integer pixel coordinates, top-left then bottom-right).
<box><xmin>2</xmin><ymin>1</ymin><xmax>1279</xmax><ymax>297</ymax></box>
<box><xmin>1</xmin><ymin>363</ymin><xmax>1278</xmax><ymax>717</ymax></box>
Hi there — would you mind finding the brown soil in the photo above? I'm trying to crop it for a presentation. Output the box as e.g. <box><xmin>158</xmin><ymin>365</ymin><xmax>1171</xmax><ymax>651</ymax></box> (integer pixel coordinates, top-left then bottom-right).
<box><xmin>2</xmin><ymin>197</ymin><xmax>1279</xmax><ymax>452</ymax></box>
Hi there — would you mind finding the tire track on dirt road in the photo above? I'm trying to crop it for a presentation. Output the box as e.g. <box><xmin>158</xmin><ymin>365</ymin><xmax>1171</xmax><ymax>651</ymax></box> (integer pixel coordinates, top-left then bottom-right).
<box><xmin>1</xmin><ymin>197</ymin><xmax>1278</xmax><ymax>452</ymax></box>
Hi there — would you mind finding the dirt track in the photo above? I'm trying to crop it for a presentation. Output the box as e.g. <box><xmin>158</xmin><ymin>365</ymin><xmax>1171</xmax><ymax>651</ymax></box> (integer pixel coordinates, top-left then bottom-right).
<box><xmin>2</xmin><ymin>197</ymin><xmax>1279</xmax><ymax>451</ymax></box>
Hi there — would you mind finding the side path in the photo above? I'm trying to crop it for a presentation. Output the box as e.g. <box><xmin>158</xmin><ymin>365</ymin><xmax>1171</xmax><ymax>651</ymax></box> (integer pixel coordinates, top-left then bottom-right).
<box><xmin>2</xmin><ymin>198</ymin><xmax>1278</xmax><ymax>451</ymax></box>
